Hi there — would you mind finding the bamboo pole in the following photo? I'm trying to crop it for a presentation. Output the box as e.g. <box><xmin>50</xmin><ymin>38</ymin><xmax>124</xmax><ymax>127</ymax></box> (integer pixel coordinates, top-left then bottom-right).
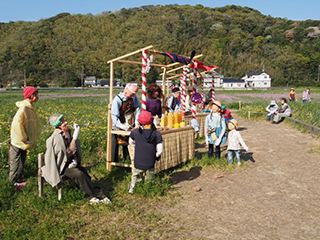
<box><xmin>106</xmin><ymin>61</ymin><xmax>114</xmax><ymax>171</ymax></box>
<box><xmin>116</xmin><ymin>59</ymin><xmax>167</xmax><ymax>68</ymax></box>
<box><xmin>162</xmin><ymin>67</ymin><xmax>167</xmax><ymax>114</ymax></box>
<box><xmin>107</xmin><ymin>45</ymin><xmax>153</xmax><ymax>63</ymax></box>
<box><xmin>166</xmin><ymin>74</ymin><xmax>181</xmax><ymax>80</ymax></box>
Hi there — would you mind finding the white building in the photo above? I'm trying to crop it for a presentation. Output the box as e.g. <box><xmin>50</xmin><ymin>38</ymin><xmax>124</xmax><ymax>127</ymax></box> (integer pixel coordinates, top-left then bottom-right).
<box><xmin>156</xmin><ymin>79</ymin><xmax>172</xmax><ymax>87</ymax></box>
<box><xmin>222</xmin><ymin>79</ymin><xmax>246</xmax><ymax>89</ymax></box>
<box><xmin>242</xmin><ymin>72</ymin><xmax>271</xmax><ymax>88</ymax></box>
<box><xmin>202</xmin><ymin>72</ymin><xmax>224</xmax><ymax>89</ymax></box>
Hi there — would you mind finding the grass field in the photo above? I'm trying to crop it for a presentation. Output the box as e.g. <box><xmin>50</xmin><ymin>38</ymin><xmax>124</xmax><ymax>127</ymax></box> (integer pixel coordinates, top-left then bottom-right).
<box><xmin>0</xmin><ymin>88</ymin><xmax>319</xmax><ymax>239</ymax></box>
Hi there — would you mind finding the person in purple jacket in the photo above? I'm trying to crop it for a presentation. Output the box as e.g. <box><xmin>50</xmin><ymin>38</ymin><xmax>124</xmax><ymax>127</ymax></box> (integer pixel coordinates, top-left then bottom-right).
<box><xmin>146</xmin><ymin>83</ymin><xmax>163</xmax><ymax>118</ymax></box>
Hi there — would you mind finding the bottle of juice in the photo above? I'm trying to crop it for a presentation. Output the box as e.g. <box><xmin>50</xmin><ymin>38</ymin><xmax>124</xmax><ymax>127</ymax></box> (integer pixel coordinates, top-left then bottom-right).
<box><xmin>173</xmin><ymin>112</ymin><xmax>179</xmax><ymax>125</ymax></box>
<box><xmin>167</xmin><ymin>112</ymin><xmax>173</xmax><ymax>128</ymax></box>
<box><xmin>160</xmin><ymin>114</ymin><xmax>166</xmax><ymax>127</ymax></box>
<box><xmin>178</xmin><ymin>111</ymin><xmax>182</xmax><ymax>123</ymax></box>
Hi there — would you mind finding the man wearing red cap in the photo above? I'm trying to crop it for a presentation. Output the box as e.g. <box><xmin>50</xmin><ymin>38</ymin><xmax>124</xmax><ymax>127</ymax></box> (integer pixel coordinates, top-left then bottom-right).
<box><xmin>9</xmin><ymin>86</ymin><xmax>41</xmax><ymax>185</ymax></box>
<box><xmin>128</xmin><ymin>111</ymin><xmax>163</xmax><ymax>194</ymax></box>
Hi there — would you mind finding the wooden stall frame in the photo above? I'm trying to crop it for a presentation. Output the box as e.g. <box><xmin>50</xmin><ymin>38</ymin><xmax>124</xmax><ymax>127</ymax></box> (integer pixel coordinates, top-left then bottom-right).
<box><xmin>106</xmin><ymin>45</ymin><xmax>203</xmax><ymax>171</ymax></box>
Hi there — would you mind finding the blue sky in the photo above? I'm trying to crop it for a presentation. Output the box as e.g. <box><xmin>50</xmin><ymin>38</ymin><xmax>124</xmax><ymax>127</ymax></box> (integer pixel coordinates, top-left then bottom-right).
<box><xmin>0</xmin><ymin>0</ymin><xmax>319</xmax><ymax>23</ymax></box>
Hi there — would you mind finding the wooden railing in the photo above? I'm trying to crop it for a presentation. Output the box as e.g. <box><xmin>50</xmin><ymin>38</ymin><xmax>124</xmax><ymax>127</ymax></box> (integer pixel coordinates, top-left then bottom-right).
<box><xmin>242</xmin><ymin>110</ymin><xmax>320</xmax><ymax>135</ymax></box>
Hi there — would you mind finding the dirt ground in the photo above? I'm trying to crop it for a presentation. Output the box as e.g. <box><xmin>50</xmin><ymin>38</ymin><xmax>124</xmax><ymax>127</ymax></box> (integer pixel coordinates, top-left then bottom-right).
<box><xmin>161</xmin><ymin>113</ymin><xmax>320</xmax><ymax>240</ymax></box>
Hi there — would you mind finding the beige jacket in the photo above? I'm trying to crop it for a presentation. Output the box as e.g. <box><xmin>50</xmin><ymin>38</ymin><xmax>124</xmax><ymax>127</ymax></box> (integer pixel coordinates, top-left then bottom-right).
<box><xmin>42</xmin><ymin>129</ymin><xmax>82</xmax><ymax>187</ymax></box>
<box><xmin>10</xmin><ymin>100</ymin><xmax>41</xmax><ymax>150</ymax></box>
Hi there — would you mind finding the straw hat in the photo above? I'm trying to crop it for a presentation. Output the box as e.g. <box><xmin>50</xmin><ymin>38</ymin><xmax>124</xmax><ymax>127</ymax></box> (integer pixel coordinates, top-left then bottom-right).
<box><xmin>212</xmin><ymin>100</ymin><xmax>222</xmax><ymax>108</ymax></box>
<box><xmin>227</xmin><ymin>119</ymin><xmax>238</xmax><ymax>129</ymax></box>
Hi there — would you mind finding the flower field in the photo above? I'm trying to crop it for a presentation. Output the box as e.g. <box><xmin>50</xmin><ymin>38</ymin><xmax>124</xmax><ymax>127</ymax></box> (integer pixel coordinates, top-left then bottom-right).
<box><xmin>0</xmin><ymin>91</ymin><xmax>109</xmax><ymax>171</ymax></box>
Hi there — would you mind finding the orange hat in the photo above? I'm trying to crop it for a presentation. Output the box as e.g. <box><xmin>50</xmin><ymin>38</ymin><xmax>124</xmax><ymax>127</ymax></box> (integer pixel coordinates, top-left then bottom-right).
<box><xmin>23</xmin><ymin>86</ymin><xmax>38</xmax><ymax>99</ymax></box>
<box><xmin>138</xmin><ymin>111</ymin><xmax>153</xmax><ymax>125</ymax></box>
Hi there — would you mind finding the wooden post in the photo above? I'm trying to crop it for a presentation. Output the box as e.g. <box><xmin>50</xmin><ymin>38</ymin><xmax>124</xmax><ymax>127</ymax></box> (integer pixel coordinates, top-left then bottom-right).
<box><xmin>239</xmin><ymin>101</ymin><xmax>242</xmax><ymax>110</ymax></box>
<box><xmin>162</xmin><ymin>67</ymin><xmax>167</xmax><ymax>114</ymax></box>
<box><xmin>106</xmin><ymin>61</ymin><xmax>114</xmax><ymax>171</ymax></box>
<box><xmin>38</xmin><ymin>153</ymin><xmax>44</xmax><ymax>197</ymax></box>
<box><xmin>248</xmin><ymin>111</ymin><xmax>251</xmax><ymax>120</ymax></box>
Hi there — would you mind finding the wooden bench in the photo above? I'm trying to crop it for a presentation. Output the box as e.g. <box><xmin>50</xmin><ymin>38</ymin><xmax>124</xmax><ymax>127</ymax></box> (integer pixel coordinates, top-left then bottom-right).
<box><xmin>38</xmin><ymin>153</ymin><xmax>64</xmax><ymax>201</ymax></box>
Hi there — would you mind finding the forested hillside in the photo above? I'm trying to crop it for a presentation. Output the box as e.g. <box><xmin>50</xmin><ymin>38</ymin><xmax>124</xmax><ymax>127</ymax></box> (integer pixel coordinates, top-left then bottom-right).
<box><xmin>0</xmin><ymin>4</ymin><xmax>320</xmax><ymax>87</ymax></box>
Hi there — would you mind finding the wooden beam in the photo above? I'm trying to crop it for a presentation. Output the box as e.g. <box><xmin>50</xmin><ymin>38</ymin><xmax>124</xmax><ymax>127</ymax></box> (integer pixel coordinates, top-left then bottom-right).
<box><xmin>162</xmin><ymin>72</ymin><xmax>182</xmax><ymax>76</ymax></box>
<box><xmin>167</xmin><ymin>75</ymin><xmax>181</xmax><ymax>80</ymax></box>
<box><xmin>106</xmin><ymin>61</ymin><xmax>114</xmax><ymax>171</ymax></box>
<box><xmin>164</xmin><ymin>65</ymin><xmax>184</xmax><ymax>74</ymax></box>
<box><xmin>107</xmin><ymin>45</ymin><xmax>153</xmax><ymax>63</ymax></box>
<box><xmin>193</xmin><ymin>54</ymin><xmax>203</xmax><ymax>59</ymax></box>
<box><xmin>165</xmin><ymin>62</ymin><xmax>180</xmax><ymax>68</ymax></box>
<box><xmin>116</xmin><ymin>59</ymin><xmax>167</xmax><ymax>68</ymax></box>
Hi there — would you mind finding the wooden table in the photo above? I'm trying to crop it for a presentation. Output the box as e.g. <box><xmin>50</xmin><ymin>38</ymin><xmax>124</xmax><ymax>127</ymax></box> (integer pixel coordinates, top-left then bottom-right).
<box><xmin>154</xmin><ymin>126</ymin><xmax>195</xmax><ymax>173</ymax></box>
<box><xmin>108</xmin><ymin>126</ymin><xmax>195</xmax><ymax>173</ymax></box>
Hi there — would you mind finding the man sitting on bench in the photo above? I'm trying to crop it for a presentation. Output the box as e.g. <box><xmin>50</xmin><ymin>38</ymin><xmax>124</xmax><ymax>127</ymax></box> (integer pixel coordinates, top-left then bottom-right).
<box><xmin>41</xmin><ymin>113</ymin><xmax>110</xmax><ymax>204</ymax></box>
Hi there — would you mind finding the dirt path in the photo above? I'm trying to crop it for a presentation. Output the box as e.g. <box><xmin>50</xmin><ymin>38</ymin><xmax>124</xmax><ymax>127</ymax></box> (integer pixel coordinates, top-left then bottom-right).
<box><xmin>164</xmin><ymin>113</ymin><xmax>320</xmax><ymax>240</ymax></box>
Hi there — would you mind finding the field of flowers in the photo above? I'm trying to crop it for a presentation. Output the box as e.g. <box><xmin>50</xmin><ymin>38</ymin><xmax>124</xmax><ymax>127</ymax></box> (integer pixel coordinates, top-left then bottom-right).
<box><xmin>0</xmin><ymin>88</ymin><xmax>319</xmax><ymax>239</ymax></box>
<box><xmin>0</xmin><ymin>90</ymin><xmax>109</xmax><ymax>172</ymax></box>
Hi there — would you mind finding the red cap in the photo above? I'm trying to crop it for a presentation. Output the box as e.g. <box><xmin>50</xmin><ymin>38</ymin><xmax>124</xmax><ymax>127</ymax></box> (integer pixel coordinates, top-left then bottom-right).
<box><xmin>138</xmin><ymin>111</ymin><xmax>153</xmax><ymax>125</ymax></box>
<box><xmin>23</xmin><ymin>86</ymin><xmax>38</xmax><ymax>99</ymax></box>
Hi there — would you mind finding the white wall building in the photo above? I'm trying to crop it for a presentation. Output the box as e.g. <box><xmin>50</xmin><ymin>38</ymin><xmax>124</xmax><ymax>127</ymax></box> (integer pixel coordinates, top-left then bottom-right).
<box><xmin>242</xmin><ymin>72</ymin><xmax>271</xmax><ymax>88</ymax></box>
<box><xmin>156</xmin><ymin>79</ymin><xmax>172</xmax><ymax>87</ymax></box>
<box><xmin>202</xmin><ymin>72</ymin><xmax>224</xmax><ymax>89</ymax></box>
<box><xmin>222</xmin><ymin>79</ymin><xmax>246</xmax><ymax>88</ymax></box>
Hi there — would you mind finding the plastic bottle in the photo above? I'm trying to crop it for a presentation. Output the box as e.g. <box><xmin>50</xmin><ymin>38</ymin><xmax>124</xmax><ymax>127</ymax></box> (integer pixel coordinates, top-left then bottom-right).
<box><xmin>173</xmin><ymin>112</ymin><xmax>179</xmax><ymax>125</ymax></box>
<box><xmin>167</xmin><ymin>112</ymin><xmax>173</xmax><ymax>128</ymax></box>
<box><xmin>160</xmin><ymin>115</ymin><xmax>166</xmax><ymax>127</ymax></box>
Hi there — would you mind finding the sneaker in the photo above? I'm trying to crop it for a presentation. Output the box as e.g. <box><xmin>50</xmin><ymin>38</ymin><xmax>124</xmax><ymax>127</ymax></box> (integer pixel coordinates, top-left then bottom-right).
<box><xmin>129</xmin><ymin>185</ymin><xmax>135</xmax><ymax>194</ymax></box>
<box><xmin>14</xmin><ymin>182</ymin><xmax>26</xmax><ymax>188</ymax></box>
<box><xmin>100</xmin><ymin>197</ymin><xmax>111</xmax><ymax>204</ymax></box>
<box><xmin>89</xmin><ymin>197</ymin><xmax>100</xmax><ymax>204</ymax></box>
<box><xmin>237</xmin><ymin>162</ymin><xmax>241</xmax><ymax>166</ymax></box>
<box><xmin>271</xmin><ymin>121</ymin><xmax>278</xmax><ymax>124</ymax></box>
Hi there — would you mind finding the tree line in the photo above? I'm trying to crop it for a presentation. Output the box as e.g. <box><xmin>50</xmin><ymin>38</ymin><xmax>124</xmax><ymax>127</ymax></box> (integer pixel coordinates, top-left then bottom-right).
<box><xmin>0</xmin><ymin>4</ymin><xmax>320</xmax><ymax>87</ymax></box>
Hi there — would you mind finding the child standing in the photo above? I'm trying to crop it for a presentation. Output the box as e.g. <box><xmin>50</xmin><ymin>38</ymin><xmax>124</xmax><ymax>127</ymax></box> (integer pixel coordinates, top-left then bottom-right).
<box><xmin>128</xmin><ymin>111</ymin><xmax>163</xmax><ymax>194</ymax></box>
<box><xmin>9</xmin><ymin>87</ymin><xmax>41</xmax><ymax>185</ymax></box>
<box><xmin>204</xmin><ymin>100</ymin><xmax>226</xmax><ymax>158</ymax></box>
<box><xmin>227</xmin><ymin>119</ymin><xmax>249</xmax><ymax>166</ymax></box>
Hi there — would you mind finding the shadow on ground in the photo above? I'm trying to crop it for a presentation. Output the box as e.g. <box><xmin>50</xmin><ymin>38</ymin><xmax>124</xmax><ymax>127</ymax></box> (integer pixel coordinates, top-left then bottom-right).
<box><xmin>170</xmin><ymin>166</ymin><xmax>202</xmax><ymax>185</ymax></box>
<box><xmin>241</xmin><ymin>152</ymin><xmax>255</xmax><ymax>163</ymax></box>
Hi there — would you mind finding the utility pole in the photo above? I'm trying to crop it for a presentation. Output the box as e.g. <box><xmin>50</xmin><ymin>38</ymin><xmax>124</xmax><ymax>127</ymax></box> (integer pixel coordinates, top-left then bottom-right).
<box><xmin>24</xmin><ymin>69</ymin><xmax>27</xmax><ymax>87</ymax></box>
<box><xmin>10</xmin><ymin>70</ymin><xmax>12</xmax><ymax>89</ymax></box>
<box><xmin>81</xmin><ymin>67</ymin><xmax>84</xmax><ymax>89</ymax></box>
